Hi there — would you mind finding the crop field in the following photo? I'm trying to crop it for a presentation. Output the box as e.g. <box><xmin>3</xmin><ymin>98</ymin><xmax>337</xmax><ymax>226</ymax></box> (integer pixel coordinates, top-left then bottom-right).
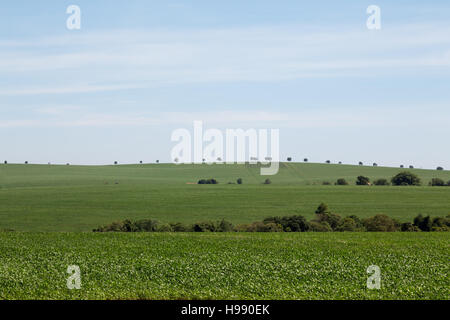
<box><xmin>0</xmin><ymin>232</ymin><xmax>448</xmax><ymax>300</ymax></box>
<box><xmin>1</xmin><ymin>163</ymin><xmax>450</xmax><ymax>231</ymax></box>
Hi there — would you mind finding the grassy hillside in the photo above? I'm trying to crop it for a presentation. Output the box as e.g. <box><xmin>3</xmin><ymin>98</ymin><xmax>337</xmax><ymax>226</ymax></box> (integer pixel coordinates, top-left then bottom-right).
<box><xmin>0</xmin><ymin>232</ymin><xmax>448</xmax><ymax>300</ymax></box>
<box><xmin>1</xmin><ymin>163</ymin><xmax>450</xmax><ymax>231</ymax></box>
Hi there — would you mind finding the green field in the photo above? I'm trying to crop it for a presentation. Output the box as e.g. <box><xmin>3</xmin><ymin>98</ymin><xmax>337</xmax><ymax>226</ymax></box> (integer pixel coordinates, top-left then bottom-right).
<box><xmin>0</xmin><ymin>232</ymin><xmax>448</xmax><ymax>300</ymax></box>
<box><xmin>1</xmin><ymin>163</ymin><xmax>450</xmax><ymax>231</ymax></box>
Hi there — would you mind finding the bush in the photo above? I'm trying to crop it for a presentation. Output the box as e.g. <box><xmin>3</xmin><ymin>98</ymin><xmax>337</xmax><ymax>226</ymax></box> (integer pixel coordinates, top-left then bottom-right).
<box><xmin>401</xmin><ymin>222</ymin><xmax>421</xmax><ymax>232</ymax></box>
<box><xmin>363</xmin><ymin>214</ymin><xmax>399</xmax><ymax>232</ymax></box>
<box><xmin>287</xmin><ymin>157</ymin><xmax>292</xmax><ymax>162</ymax></box>
<box><xmin>308</xmin><ymin>221</ymin><xmax>332</xmax><ymax>232</ymax></box>
<box><xmin>156</xmin><ymin>224</ymin><xmax>173</xmax><ymax>232</ymax></box>
<box><xmin>193</xmin><ymin>221</ymin><xmax>219</xmax><ymax>232</ymax></box>
<box><xmin>429</xmin><ymin>178</ymin><xmax>445</xmax><ymax>186</ymax></box>
<box><xmin>436</xmin><ymin>166</ymin><xmax>444</xmax><ymax>171</ymax></box>
<box><xmin>373</xmin><ymin>178</ymin><xmax>389</xmax><ymax>186</ymax></box>
<box><xmin>134</xmin><ymin>219</ymin><xmax>159</xmax><ymax>232</ymax></box>
<box><xmin>336</xmin><ymin>217</ymin><xmax>365</xmax><ymax>232</ymax></box>
<box><xmin>198</xmin><ymin>178</ymin><xmax>219</xmax><ymax>184</ymax></box>
<box><xmin>391</xmin><ymin>172</ymin><xmax>421</xmax><ymax>186</ymax></box>
<box><xmin>356</xmin><ymin>176</ymin><xmax>370</xmax><ymax>185</ymax></box>
<box><xmin>304</xmin><ymin>158</ymin><xmax>308</xmax><ymax>162</ymax></box>
<box><xmin>237</xmin><ymin>178</ymin><xmax>243</xmax><ymax>185</ymax></box>
<box><xmin>264</xmin><ymin>215</ymin><xmax>309</xmax><ymax>232</ymax></box>
<box><xmin>335</xmin><ymin>178</ymin><xmax>349</xmax><ymax>185</ymax></box>
<box><xmin>413</xmin><ymin>214</ymin><xmax>432</xmax><ymax>232</ymax></box>
<box><xmin>263</xmin><ymin>178</ymin><xmax>271</xmax><ymax>184</ymax></box>
<box><xmin>235</xmin><ymin>222</ymin><xmax>282</xmax><ymax>232</ymax></box>
<box><xmin>313</xmin><ymin>204</ymin><xmax>341</xmax><ymax>230</ymax></box>
<box><xmin>218</xmin><ymin>219</ymin><xmax>234</xmax><ymax>232</ymax></box>
<box><xmin>315</xmin><ymin>203</ymin><xmax>329</xmax><ymax>215</ymax></box>
<box><xmin>322</xmin><ymin>181</ymin><xmax>331</xmax><ymax>185</ymax></box>
<box><xmin>326</xmin><ymin>160</ymin><xmax>331</xmax><ymax>164</ymax></box>
<box><xmin>169</xmin><ymin>222</ymin><xmax>191</xmax><ymax>232</ymax></box>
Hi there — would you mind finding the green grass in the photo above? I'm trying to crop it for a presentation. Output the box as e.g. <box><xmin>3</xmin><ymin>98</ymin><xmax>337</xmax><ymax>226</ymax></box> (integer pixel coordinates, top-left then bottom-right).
<box><xmin>0</xmin><ymin>232</ymin><xmax>448</xmax><ymax>300</ymax></box>
<box><xmin>1</xmin><ymin>163</ymin><xmax>450</xmax><ymax>231</ymax></box>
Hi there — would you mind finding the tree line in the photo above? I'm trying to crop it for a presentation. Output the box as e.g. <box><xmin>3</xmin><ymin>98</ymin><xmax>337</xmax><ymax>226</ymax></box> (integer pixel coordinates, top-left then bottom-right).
<box><xmin>93</xmin><ymin>203</ymin><xmax>450</xmax><ymax>233</ymax></box>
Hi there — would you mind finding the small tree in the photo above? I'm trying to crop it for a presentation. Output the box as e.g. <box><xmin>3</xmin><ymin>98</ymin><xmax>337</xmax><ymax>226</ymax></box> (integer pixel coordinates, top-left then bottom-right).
<box><xmin>409</xmin><ymin>165</ymin><xmax>414</xmax><ymax>169</ymax></box>
<box><xmin>373</xmin><ymin>163</ymin><xmax>378</xmax><ymax>167</ymax></box>
<box><xmin>373</xmin><ymin>178</ymin><xmax>389</xmax><ymax>186</ymax></box>
<box><xmin>363</xmin><ymin>214</ymin><xmax>398</xmax><ymax>232</ymax></box>
<box><xmin>336</xmin><ymin>178</ymin><xmax>348</xmax><ymax>185</ymax></box>
<box><xmin>237</xmin><ymin>178</ymin><xmax>243</xmax><ymax>185</ymax></box>
<box><xmin>326</xmin><ymin>160</ymin><xmax>331</xmax><ymax>164</ymax></box>
<box><xmin>358</xmin><ymin>162</ymin><xmax>363</xmax><ymax>166</ymax></box>
<box><xmin>287</xmin><ymin>157</ymin><xmax>292</xmax><ymax>162</ymax></box>
<box><xmin>356</xmin><ymin>176</ymin><xmax>370</xmax><ymax>185</ymax></box>
<box><xmin>263</xmin><ymin>178</ymin><xmax>271</xmax><ymax>185</ymax></box>
<box><xmin>315</xmin><ymin>203</ymin><xmax>330</xmax><ymax>215</ymax></box>
<box><xmin>437</xmin><ymin>166</ymin><xmax>444</xmax><ymax>171</ymax></box>
<box><xmin>400</xmin><ymin>165</ymin><xmax>404</xmax><ymax>168</ymax></box>
<box><xmin>304</xmin><ymin>158</ymin><xmax>308</xmax><ymax>162</ymax></box>
<box><xmin>430</xmin><ymin>178</ymin><xmax>445</xmax><ymax>186</ymax></box>
<box><xmin>413</xmin><ymin>214</ymin><xmax>432</xmax><ymax>232</ymax></box>
<box><xmin>156</xmin><ymin>160</ymin><xmax>160</xmax><ymax>163</ymax></box>
<box><xmin>114</xmin><ymin>161</ymin><xmax>118</xmax><ymax>165</ymax></box>
<box><xmin>391</xmin><ymin>171</ymin><xmax>421</xmax><ymax>186</ymax></box>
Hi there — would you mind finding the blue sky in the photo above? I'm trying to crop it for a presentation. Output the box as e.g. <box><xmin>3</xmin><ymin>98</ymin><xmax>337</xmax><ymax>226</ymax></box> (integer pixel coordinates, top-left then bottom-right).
<box><xmin>1</xmin><ymin>1</ymin><xmax>449</xmax><ymax>168</ymax></box>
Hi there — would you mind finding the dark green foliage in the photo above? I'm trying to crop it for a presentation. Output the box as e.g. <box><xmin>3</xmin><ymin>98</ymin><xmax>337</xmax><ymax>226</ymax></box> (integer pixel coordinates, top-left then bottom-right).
<box><xmin>198</xmin><ymin>178</ymin><xmax>219</xmax><ymax>184</ymax></box>
<box><xmin>263</xmin><ymin>215</ymin><xmax>309</xmax><ymax>232</ymax></box>
<box><xmin>322</xmin><ymin>181</ymin><xmax>331</xmax><ymax>185</ymax></box>
<box><xmin>363</xmin><ymin>214</ymin><xmax>399</xmax><ymax>232</ymax></box>
<box><xmin>315</xmin><ymin>203</ymin><xmax>329</xmax><ymax>215</ymax></box>
<box><xmin>263</xmin><ymin>178</ymin><xmax>271</xmax><ymax>184</ymax></box>
<box><xmin>336</xmin><ymin>217</ymin><xmax>365</xmax><ymax>232</ymax></box>
<box><xmin>237</xmin><ymin>178</ymin><xmax>243</xmax><ymax>185</ymax></box>
<box><xmin>401</xmin><ymin>222</ymin><xmax>420</xmax><ymax>232</ymax></box>
<box><xmin>92</xmin><ymin>209</ymin><xmax>449</xmax><ymax>233</ymax></box>
<box><xmin>169</xmin><ymin>222</ymin><xmax>191</xmax><ymax>232</ymax></box>
<box><xmin>335</xmin><ymin>178</ymin><xmax>348</xmax><ymax>185</ymax></box>
<box><xmin>413</xmin><ymin>214</ymin><xmax>432</xmax><ymax>232</ymax></box>
<box><xmin>373</xmin><ymin>178</ymin><xmax>389</xmax><ymax>186</ymax></box>
<box><xmin>235</xmin><ymin>222</ymin><xmax>282</xmax><ymax>232</ymax></box>
<box><xmin>436</xmin><ymin>167</ymin><xmax>444</xmax><ymax>171</ymax></box>
<box><xmin>429</xmin><ymin>178</ymin><xmax>445</xmax><ymax>186</ymax></box>
<box><xmin>308</xmin><ymin>221</ymin><xmax>332</xmax><ymax>232</ymax></box>
<box><xmin>391</xmin><ymin>171</ymin><xmax>421</xmax><ymax>186</ymax></box>
<box><xmin>193</xmin><ymin>221</ymin><xmax>219</xmax><ymax>232</ymax></box>
<box><xmin>356</xmin><ymin>176</ymin><xmax>370</xmax><ymax>185</ymax></box>
<box><xmin>218</xmin><ymin>219</ymin><xmax>234</xmax><ymax>232</ymax></box>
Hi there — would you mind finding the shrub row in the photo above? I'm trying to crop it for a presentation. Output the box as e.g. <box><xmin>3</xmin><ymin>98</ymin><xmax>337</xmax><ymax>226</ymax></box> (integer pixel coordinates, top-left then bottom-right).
<box><xmin>93</xmin><ymin>203</ymin><xmax>450</xmax><ymax>233</ymax></box>
<box><xmin>326</xmin><ymin>172</ymin><xmax>450</xmax><ymax>186</ymax></box>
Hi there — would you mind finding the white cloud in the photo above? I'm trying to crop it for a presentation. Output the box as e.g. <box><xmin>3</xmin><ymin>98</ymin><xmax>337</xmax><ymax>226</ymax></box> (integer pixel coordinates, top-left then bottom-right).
<box><xmin>1</xmin><ymin>23</ymin><xmax>450</xmax><ymax>96</ymax></box>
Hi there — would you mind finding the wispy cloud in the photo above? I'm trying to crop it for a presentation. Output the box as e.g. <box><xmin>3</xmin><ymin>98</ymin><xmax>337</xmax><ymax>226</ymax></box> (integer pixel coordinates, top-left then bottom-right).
<box><xmin>1</xmin><ymin>23</ymin><xmax>450</xmax><ymax>96</ymax></box>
